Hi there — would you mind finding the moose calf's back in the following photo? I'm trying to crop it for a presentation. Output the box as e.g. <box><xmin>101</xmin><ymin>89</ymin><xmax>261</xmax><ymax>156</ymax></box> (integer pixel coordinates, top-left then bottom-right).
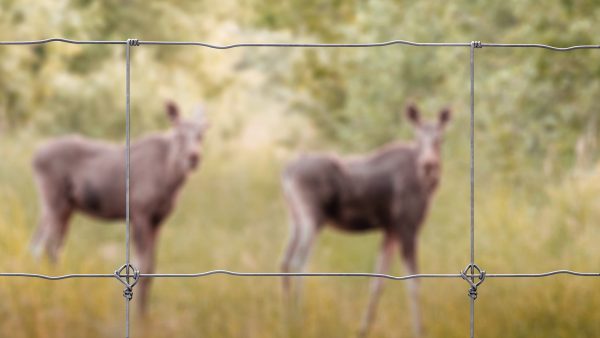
<box><xmin>284</xmin><ymin>142</ymin><xmax>431</xmax><ymax>233</ymax></box>
<box><xmin>33</xmin><ymin>134</ymin><xmax>178</xmax><ymax>220</ymax></box>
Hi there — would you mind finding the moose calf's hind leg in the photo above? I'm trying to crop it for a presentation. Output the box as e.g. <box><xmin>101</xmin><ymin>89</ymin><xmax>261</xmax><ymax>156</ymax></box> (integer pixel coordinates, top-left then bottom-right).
<box><xmin>32</xmin><ymin>207</ymin><xmax>72</xmax><ymax>263</ymax></box>
<box><xmin>31</xmin><ymin>174</ymin><xmax>72</xmax><ymax>263</ymax></box>
<box><xmin>281</xmin><ymin>213</ymin><xmax>300</xmax><ymax>300</ymax></box>
<box><xmin>30</xmin><ymin>216</ymin><xmax>50</xmax><ymax>259</ymax></box>
<box><xmin>281</xmin><ymin>178</ymin><xmax>321</xmax><ymax>305</ymax></box>
<box><xmin>287</xmin><ymin>220</ymin><xmax>318</xmax><ymax>307</ymax></box>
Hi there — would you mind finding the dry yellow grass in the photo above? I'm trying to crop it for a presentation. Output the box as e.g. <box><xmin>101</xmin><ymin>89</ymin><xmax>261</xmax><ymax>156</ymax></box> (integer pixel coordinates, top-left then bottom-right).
<box><xmin>1</xmin><ymin>132</ymin><xmax>599</xmax><ymax>338</ymax></box>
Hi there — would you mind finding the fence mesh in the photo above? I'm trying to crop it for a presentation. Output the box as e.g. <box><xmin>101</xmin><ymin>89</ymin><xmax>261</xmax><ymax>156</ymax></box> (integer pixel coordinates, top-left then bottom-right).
<box><xmin>0</xmin><ymin>38</ymin><xmax>599</xmax><ymax>338</ymax></box>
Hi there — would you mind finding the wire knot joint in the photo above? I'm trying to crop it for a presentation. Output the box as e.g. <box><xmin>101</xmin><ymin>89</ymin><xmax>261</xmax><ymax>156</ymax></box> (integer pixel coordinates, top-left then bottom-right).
<box><xmin>114</xmin><ymin>263</ymin><xmax>140</xmax><ymax>301</ymax></box>
<box><xmin>127</xmin><ymin>39</ymin><xmax>140</xmax><ymax>46</ymax></box>
<box><xmin>460</xmin><ymin>263</ymin><xmax>486</xmax><ymax>300</ymax></box>
<box><xmin>471</xmin><ymin>41</ymin><xmax>482</xmax><ymax>48</ymax></box>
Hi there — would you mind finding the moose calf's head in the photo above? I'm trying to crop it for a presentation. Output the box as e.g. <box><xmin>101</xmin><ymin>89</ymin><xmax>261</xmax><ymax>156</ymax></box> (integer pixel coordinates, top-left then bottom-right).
<box><xmin>166</xmin><ymin>101</ymin><xmax>209</xmax><ymax>172</ymax></box>
<box><xmin>406</xmin><ymin>104</ymin><xmax>451</xmax><ymax>191</ymax></box>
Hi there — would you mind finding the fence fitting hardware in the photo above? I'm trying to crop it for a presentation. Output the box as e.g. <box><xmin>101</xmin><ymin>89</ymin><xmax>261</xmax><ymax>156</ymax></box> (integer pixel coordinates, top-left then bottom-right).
<box><xmin>114</xmin><ymin>263</ymin><xmax>140</xmax><ymax>301</ymax></box>
<box><xmin>127</xmin><ymin>38</ymin><xmax>140</xmax><ymax>47</ymax></box>
<box><xmin>471</xmin><ymin>41</ymin><xmax>483</xmax><ymax>48</ymax></box>
<box><xmin>461</xmin><ymin>263</ymin><xmax>486</xmax><ymax>300</ymax></box>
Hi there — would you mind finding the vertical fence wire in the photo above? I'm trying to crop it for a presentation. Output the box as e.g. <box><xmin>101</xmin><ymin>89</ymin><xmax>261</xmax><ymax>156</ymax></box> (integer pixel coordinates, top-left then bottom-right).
<box><xmin>469</xmin><ymin>41</ymin><xmax>476</xmax><ymax>338</ymax></box>
<box><xmin>125</xmin><ymin>40</ymin><xmax>132</xmax><ymax>338</ymax></box>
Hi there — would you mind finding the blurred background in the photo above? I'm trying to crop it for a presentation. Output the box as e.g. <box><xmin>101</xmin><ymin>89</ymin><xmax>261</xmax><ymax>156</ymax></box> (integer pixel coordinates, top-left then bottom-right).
<box><xmin>1</xmin><ymin>1</ymin><xmax>600</xmax><ymax>337</ymax></box>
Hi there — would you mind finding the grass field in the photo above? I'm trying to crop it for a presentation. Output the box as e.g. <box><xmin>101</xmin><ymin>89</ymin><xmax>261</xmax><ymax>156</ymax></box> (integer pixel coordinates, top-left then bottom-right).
<box><xmin>1</xmin><ymin>123</ymin><xmax>599</xmax><ymax>338</ymax></box>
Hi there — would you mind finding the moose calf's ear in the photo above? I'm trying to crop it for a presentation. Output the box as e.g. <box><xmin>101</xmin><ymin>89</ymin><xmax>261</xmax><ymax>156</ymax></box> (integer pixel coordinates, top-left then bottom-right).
<box><xmin>439</xmin><ymin>108</ymin><xmax>451</xmax><ymax>127</ymax></box>
<box><xmin>165</xmin><ymin>101</ymin><xmax>180</xmax><ymax>124</ymax></box>
<box><xmin>406</xmin><ymin>104</ymin><xmax>421</xmax><ymax>125</ymax></box>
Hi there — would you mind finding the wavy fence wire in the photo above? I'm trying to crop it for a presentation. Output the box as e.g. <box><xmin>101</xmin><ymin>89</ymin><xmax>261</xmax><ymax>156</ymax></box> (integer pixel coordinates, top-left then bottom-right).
<box><xmin>1</xmin><ymin>38</ymin><xmax>599</xmax><ymax>338</ymax></box>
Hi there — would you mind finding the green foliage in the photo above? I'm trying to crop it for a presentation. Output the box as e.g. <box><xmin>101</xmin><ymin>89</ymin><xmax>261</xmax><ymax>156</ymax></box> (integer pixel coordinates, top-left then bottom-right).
<box><xmin>0</xmin><ymin>0</ymin><xmax>222</xmax><ymax>138</ymax></box>
<box><xmin>251</xmin><ymin>1</ymin><xmax>600</xmax><ymax>181</ymax></box>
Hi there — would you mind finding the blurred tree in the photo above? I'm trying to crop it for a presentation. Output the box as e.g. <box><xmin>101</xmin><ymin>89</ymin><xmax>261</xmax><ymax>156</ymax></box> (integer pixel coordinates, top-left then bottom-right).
<box><xmin>251</xmin><ymin>0</ymin><xmax>600</xmax><ymax>183</ymax></box>
<box><xmin>0</xmin><ymin>0</ymin><xmax>598</xmax><ymax>184</ymax></box>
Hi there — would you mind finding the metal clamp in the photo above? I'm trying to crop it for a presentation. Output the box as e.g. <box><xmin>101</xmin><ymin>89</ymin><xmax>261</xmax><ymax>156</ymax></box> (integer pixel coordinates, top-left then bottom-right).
<box><xmin>114</xmin><ymin>263</ymin><xmax>140</xmax><ymax>301</ymax></box>
<box><xmin>460</xmin><ymin>263</ymin><xmax>486</xmax><ymax>300</ymax></box>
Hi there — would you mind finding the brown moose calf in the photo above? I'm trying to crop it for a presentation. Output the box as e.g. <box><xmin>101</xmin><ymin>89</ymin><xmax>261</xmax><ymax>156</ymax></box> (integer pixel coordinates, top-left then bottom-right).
<box><xmin>281</xmin><ymin>104</ymin><xmax>451</xmax><ymax>338</ymax></box>
<box><xmin>30</xmin><ymin>101</ymin><xmax>208</xmax><ymax>311</ymax></box>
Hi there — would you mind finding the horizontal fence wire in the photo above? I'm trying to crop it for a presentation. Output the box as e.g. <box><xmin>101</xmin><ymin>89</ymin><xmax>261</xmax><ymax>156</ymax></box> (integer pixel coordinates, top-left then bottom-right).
<box><xmin>1</xmin><ymin>270</ymin><xmax>599</xmax><ymax>280</ymax></box>
<box><xmin>480</xmin><ymin>42</ymin><xmax>600</xmax><ymax>51</ymax></box>
<box><xmin>0</xmin><ymin>38</ymin><xmax>599</xmax><ymax>50</ymax></box>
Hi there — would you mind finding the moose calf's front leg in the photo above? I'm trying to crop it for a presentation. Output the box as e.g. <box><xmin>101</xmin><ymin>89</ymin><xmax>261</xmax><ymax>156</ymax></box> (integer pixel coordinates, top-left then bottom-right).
<box><xmin>401</xmin><ymin>237</ymin><xmax>423</xmax><ymax>338</ymax></box>
<box><xmin>133</xmin><ymin>219</ymin><xmax>159</xmax><ymax>314</ymax></box>
<box><xmin>359</xmin><ymin>233</ymin><xmax>396</xmax><ymax>338</ymax></box>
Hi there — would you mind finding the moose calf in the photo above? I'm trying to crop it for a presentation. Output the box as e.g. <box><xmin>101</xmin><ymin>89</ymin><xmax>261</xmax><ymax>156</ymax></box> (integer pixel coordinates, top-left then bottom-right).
<box><xmin>30</xmin><ymin>101</ymin><xmax>208</xmax><ymax>311</ymax></box>
<box><xmin>281</xmin><ymin>104</ymin><xmax>451</xmax><ymax>338</ymax></box>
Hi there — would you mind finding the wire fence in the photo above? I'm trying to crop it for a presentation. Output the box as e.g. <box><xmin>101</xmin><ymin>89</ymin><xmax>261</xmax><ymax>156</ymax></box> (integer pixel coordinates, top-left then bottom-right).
<box><xmin>0</xmin><ymin>37</ymin><xmax>599</xmax><ymax>338</ymax></box>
